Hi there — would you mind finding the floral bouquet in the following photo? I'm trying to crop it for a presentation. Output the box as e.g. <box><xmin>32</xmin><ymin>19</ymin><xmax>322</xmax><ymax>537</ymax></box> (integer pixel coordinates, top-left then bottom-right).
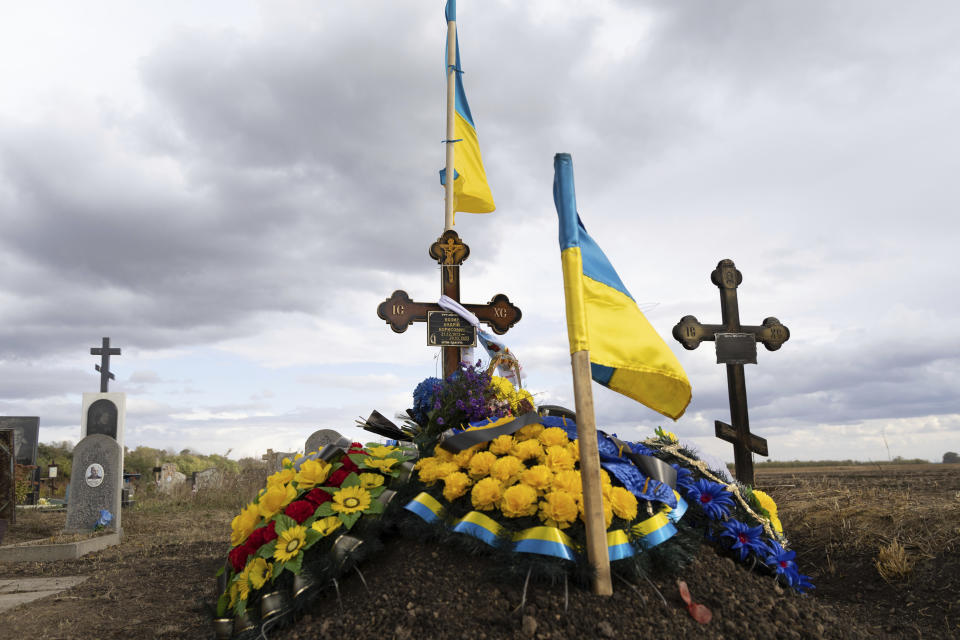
<box><xmin>213</xmin><ymin>361</ymin><xmax>810</xmax><ymax>638</ymax></box>
<box><xmin>402</xmin><ymin>363</ymin><xmax>812</xmax><ymax>593</ymax></box>
<box><xmin>215</xmin><ymin>441</ymin><xmax>416</xmax><ymax>627</ymax></box>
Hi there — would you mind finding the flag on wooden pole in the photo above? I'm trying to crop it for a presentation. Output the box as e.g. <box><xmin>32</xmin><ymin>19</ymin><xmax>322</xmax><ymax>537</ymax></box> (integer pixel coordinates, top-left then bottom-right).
<box><xmin>553</xmin><ymin>153</ymin><xmax>691</xmax><ymax>420</ymax></box>
<box><xmin>441</xmin><ymin>0</ymin><xmax>495</xmax><ymax>226</ymax></box>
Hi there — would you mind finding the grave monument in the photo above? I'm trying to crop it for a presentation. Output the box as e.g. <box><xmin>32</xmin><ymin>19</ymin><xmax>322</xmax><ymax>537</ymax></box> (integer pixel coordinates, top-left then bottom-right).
<box><xmin>672</xmin><ymin>259</ymin><xmax>790</xmax><ymax>486</ymax></box>
<box><xmin>64</xmin><ymin>434</ymin><xmax>122</xmax><ymax>533</ymax></box>
<box><xmin>81</xmin><ymin>338</ymin><xmax>126</xmax><ymax>446</ymax></box>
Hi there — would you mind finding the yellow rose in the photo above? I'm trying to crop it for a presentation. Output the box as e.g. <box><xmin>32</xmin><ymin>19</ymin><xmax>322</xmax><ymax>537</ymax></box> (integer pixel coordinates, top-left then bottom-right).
<box><xmin>539</xmin><ymin>490</ymin><xmax>579</xmax><ymax>528</ymax></box>
<box><xmin>514</xmin><ymin>423</ymin><xmax>544</xmax><ymax>442</ymax></box>
<box><xmin>488</xmin><ymin>434</ymin><xmax>515</xmax><ymax>456</ymax></box>
<box><xmin>520</xmin><ymin>465</ymin><xmax>554</xmax><ymax>493</ymax></box>
<box><xmin>267</xmin><ymin>468</ymin><xmax>295</xmax><ymax>487</ymax></box>
<box><xmin>257</xmin><ymin>482</ymin><xmax>297</xmax><ymax>518</ymax></box>
<box><xmin>471</xmin><ymin>477</ymin><xmax>503</xmax><ymax>511</ymax></box>
<box><xmin>543</xmin><ymin>445</ymin><xmax>575</xmax><ymax>472</ymax></box>
<box><xmin>490</xmin><ymin>455</ymin><xmax>524</xmax><ymax>485</ymax></box>
<box><xmin>500</xmin><ymin>483</ymin><xmax>538</xmax><ymax>518</ymax></box>
<box><xmin>442</xmin><ymin>471</ymin><xmax>472</xmax><ymax>502</ymax></box>
<box><xmin>467</xmin><ymin>451</ymin><xmax>497</xmax><ymax>479</ymax></box>
<box><xmin>538</xmin><ymin>427</ymin><xmax>569</xmax><ymax>448</ymax></box>
<box><xmin>608</xmin><ymin>486</ymin><xmax>638</xmax><ymax>521</ymax></box>
<box><xmin>294</xmin><ymin>458</ymin><xmax>332</xmax><ymax>489</ymax></box>
<box><xmin>551</xmin><ymin>469</ymin><xmax>583</xmax><ymax>497</ymax></box>
<box><xmin>510</xmin><ymin>439</ymin><xmax>543</xmax><ymax>462</ymax></box>
<box><xmin>230</xmin><ymin>502</ymin><xmax>260</xmax><ymax>547</ymax></box>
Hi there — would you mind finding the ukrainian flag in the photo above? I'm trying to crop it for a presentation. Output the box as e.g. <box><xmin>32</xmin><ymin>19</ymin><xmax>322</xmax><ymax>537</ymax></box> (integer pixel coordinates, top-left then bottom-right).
<box><xmin>553</xmin><ymin>153</ymin><xmax>691</xmax><ymax>420</ymax></box>
<box><xmin>441</xmin><ymin>0</ymin><xmax>495</xmax><ymax>214</ymax></box>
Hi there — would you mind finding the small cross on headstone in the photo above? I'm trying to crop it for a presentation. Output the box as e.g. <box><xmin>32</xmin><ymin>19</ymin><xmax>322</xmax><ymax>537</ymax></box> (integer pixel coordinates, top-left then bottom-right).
<box><xmin>672</xmin><ymin>259</ymin><xmax>790</xmax><ymax>486</ymax></box>
<box><xmin>377</xmin><ymin>229</ymin><xmax>521</xmax><ymax>378</ymax></box>
<box><xmin>90</xmin><ymin>337</ymin><xmax>121</xmax><ymax>393</ymax></box>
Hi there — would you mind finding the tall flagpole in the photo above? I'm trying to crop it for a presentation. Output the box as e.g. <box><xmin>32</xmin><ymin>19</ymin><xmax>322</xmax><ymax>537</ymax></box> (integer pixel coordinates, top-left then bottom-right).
<box><xmin>444</xmin><ymin>7</ymin><xmax>457</xmax><ymax>231</ymax></box>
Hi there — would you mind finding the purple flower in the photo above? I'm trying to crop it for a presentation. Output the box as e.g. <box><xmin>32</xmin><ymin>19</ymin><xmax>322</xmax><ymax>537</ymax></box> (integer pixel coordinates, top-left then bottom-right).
<box><xmin>436</xmin><ymin>417</ymin><xmax>445</xmax><ymax>425</ymax></box>
<box><xmin>720</xmin><ymin>519</ymin><xmax>766</xmax><ymax>561</ymax></box>
<box><xmin>685</xmin><ymin>479</ymin><xmax>735</xmax><ymax>520</ymax></box>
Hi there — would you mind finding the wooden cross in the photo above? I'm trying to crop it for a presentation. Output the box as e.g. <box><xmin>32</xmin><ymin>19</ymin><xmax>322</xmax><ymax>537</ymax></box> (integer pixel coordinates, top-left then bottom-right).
<box><xmin>672</xmin><ymin>259</ymin><xmax>789</xmax><ymax>486</ymax></box>
<box><xmin>377</xmin><ymin>229</ymin><xmax>521</xmax><ymax>378</ymax></box>
<box><xmin>90</xmin><ymin>337</ymin><xmax>121</xmax><ymax>393</ymax></box>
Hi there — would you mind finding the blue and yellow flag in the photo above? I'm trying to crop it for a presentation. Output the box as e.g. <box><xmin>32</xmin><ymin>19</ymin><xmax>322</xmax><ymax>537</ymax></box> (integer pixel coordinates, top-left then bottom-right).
<box><xmin>553</xmin><ymin>153</ymin><xmax>691</xmax><ymax>420</ymax></box>
<box><xmin>440</xmin><ymin>0</ymin><xmax>495</xmax><ymax>214</ymax></box>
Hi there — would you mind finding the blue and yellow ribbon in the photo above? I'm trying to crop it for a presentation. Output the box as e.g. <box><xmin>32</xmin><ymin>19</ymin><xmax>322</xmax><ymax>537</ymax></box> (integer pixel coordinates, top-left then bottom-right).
<box><xmin>451</xmin><ymin>511</ymin><xmax>503</xmax><ymax>547</ymax></box>
<box><xmin>404</xmin><ymin>492</ymin><xmax>446</xmax><ymax>523</ymax></box>
<box><xmin>513</xmin><ymin>526</ymin><xmax>577</xmax><ymax>562</ymax></box>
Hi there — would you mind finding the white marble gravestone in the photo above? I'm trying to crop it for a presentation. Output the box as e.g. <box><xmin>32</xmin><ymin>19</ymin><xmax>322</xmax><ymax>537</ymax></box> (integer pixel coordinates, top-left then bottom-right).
<box><xmin>64</xmin><ymin>434</ymin><xmax>123</xmax><ymax>533</ymax></box>
<box><xmin>80</xmin><ymin>392</ymin><xmax>126</xmax><ymax>446</ymax></box>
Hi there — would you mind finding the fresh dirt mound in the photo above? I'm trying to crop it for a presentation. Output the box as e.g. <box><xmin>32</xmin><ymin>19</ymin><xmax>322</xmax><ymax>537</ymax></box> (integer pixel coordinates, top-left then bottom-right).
<box><xmin>269</xmin><ymin>532</ymin><xmax>879</xmax><ymax>640</ymax></box>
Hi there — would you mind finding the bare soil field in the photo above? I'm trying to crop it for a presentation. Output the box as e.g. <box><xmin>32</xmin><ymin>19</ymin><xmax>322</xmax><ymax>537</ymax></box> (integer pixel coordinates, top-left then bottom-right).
<box><xmin>1</xmin><ymin>463</ymin><xmax>957</xmax><ymax>639</ymax></box>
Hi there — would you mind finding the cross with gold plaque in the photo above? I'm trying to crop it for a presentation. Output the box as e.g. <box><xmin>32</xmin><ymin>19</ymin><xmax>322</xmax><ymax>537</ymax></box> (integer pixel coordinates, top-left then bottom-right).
<box><xmin>672</xmin><ymin>259</ymin><xmax>790</xmax><ymax>486</ymax></box>
<box><xmin>377</xmin><ymin>229</ymin><xmax>521</xmax><ymax>378</ymax></box>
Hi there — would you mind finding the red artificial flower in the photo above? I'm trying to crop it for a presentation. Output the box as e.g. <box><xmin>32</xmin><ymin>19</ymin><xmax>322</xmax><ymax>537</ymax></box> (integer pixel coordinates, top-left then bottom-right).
<box><xmin>350</xmin><ymin>442</ymin><xmax>364</xmax><ymax>451</ymax></box>
<box><xmin>327</xmin><ymin>467</ymin><xmax>351</xmax><ymax>487</ymax></box>
<box><xmin>304</xmin><ymin>488</ymin><xmax>332</xmax><ymax>506</ymax></box>
<box><xmin>284</xmin><ymin>500</ymin><xmax>316</xmax><ymax>524</ymax></box>
<box><xmin>340</xmin><ymin>456</ymin><xmax>360</xmax><ymax>473</ymax></box>
<box><xmin>247</xmin><ymin>521</ymin><xmax>278</xmax><ymax>549</ymax></box>
<box><xmin>229</xmin><ymin>544</ymin><xmax>253</xmax><ymax>573</ymax></box>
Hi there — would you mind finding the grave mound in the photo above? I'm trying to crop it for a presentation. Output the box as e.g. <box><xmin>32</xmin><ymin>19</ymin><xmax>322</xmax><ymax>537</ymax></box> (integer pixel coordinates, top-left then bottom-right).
<box><xmin>211</xmin><ymin>363</ymin><xmax>817</xmax><ymax>639</ymax></box>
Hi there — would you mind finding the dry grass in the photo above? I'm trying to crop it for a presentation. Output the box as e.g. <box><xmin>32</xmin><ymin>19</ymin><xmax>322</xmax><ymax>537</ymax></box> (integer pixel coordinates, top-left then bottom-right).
<box><xmin>758</xmin><ymin>464</ymin><xmax>960</xmax><ymax>582</ymax></box>
<box><xmin>875</xmin><ymin>539</ymin><xmax>913</xmax><ymax>582</ymax></box>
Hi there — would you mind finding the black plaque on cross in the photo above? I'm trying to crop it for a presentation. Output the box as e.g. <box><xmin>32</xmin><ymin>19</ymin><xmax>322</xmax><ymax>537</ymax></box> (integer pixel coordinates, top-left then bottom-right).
<box><xmin>377</xmin><ymin>229</ymin><xmax>521</xmax><ymax>378</ymax></box>
<box><xmin>90</xmin><ymin>337</ymin><xmax>121</xmax><ymax>392</ymax></box>
<box><xmin>672</xmin><ymin>259</ymin><xmax>789</xmax><ymax>486</ymax></box>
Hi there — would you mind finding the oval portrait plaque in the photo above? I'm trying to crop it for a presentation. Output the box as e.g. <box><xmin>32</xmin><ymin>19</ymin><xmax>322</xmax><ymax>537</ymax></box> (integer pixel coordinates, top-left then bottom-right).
<box><xmin>85</xmin><ymin>463</ymin><xmax>104</xmax><ymax>488</ymax></box>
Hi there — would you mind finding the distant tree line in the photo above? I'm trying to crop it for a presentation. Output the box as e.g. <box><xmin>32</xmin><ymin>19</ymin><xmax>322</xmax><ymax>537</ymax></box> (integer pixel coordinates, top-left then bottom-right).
<box><xmin>35</xmin><ymin>442</ymin><xmax>266</xmax><ymax>481</ymax></box>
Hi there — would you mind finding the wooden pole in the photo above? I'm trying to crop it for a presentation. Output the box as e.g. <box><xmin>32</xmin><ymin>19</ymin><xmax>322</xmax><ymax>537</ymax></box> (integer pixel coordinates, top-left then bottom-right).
<box><xmin>570</xmin><ymin>350</ymin><xmax>613</xmax><ymax>595</ymax></box>
<box><xmin>444</xmin><ymin>17</ymin><xmax>457</xmax><ymax>231</ymax></box>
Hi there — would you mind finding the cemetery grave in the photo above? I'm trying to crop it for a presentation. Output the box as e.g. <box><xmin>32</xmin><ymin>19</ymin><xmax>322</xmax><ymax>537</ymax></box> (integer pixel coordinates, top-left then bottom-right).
<box><xmin>0</xmin><ymin>461</ymin><xmax>955</xmax><ymax>638</ymax></box>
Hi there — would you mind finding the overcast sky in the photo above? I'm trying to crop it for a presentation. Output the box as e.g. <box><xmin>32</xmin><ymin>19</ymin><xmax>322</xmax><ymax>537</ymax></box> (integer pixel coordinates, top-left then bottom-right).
<box><xmin>1</xmin><ymin>1</ymin><xmax>957</xmax><ymax>464</ymax></box>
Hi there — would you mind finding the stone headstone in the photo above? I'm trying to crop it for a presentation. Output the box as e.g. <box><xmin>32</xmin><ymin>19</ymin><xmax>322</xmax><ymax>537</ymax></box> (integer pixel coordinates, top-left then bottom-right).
<box><xmin>305</xmin><ymin>429</ymin><xmax>344</xmax><ymax>456</ymax></box>
<box><xmin>158</xmin><ymin>462</ymin><xmax>186</xmax><ymax>491</ymax></box>
<box><xmin>64</xmin><ymin>434</ymin><xmax>122</xmax><ymax>533</ymax></box>
<box><xmin>193</xmin><ymin>467</ymin><xmax>223</xmax><ymax>491</ymax></box>
<box><xmin>0</xmin><ymin>417</ymin><xmax>40</xmax><ymax>466</ymax></box>
<box><xmin>80</xmin><ymin>393</ymin><xmax>126</xmax><ymax>446</ymax></box>
<box><xmin>260</xmin><ymin>449</ymin><xmax>297</xmax><ymax>472</ymax></box>
<box><xmin>0</xmin><ymin>429</ymin><xmax>14</xmax><ymax>524</ymax></box>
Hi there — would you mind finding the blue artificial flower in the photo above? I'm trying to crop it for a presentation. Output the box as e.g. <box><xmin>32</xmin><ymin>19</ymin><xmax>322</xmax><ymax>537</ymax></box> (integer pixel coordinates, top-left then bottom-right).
<box><xmin>764</xmin><ymin>540</ymin><xmax>798</xmax><ymax>580</ymax></box>
<box><xmin>686</xmin><ymin>479</ymin><xmax>735</xmax><ymax>520</ymax></box>
<box><xmin>671</xmin><ymin>464</ymin><xmax>696</xmax><ymax>492</ymax></box>
<box><xmin>412</xmin><ymin>377</ymin><xmax>442</xmax><ymax>424</ymax></box>
<box><xmin>94</xmin><ymin>509</ymin><xmax>113</xmax><ymax>530</ymax></box>
<box><xmin>720</xmin><ymin>519</ymin><xmax>766</xmax><ymax>561</ymax></box>
<box><xmin>793</xmin><ymin>572</ymin><xmax>815</xmax><ymax>593</ymax></box>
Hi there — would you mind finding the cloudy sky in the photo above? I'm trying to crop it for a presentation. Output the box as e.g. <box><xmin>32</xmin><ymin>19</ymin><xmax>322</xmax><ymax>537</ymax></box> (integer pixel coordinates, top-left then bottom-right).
<box><xmin>1</xmin><ymin>1</ymin><xmax>957</xmax><ymax>464</ymax></box>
